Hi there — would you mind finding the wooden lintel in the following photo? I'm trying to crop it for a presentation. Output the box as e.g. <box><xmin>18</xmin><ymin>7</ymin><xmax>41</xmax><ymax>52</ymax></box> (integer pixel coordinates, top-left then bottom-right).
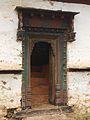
<box><xmin>0</xmin><ymin>70</ymin><xmax>23</xmax><ymax>74</ymax></box>
<box><xmin>68</xmin><ymin>68</ymin><xmax>90</xmax><ymax>72</ymax></box>
<box><xmin>16</xmin><ymin>6</ymin><xmax>79</xmax><ymax>17</ymax></box>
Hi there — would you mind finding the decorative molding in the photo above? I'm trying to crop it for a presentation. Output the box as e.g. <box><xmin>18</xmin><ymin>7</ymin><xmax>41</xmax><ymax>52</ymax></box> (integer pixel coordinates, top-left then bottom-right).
<box><xmin>64</xmin><ymin>28</ymin><xmax>76</xmax><ymax>42</ymax></box>
<box><xmin>63</xmin><ymin>36</ymin><xmax>67</xmax><ymax>91</ymax></box>
<box><xmin>18</xmin><ymin>10</ymin><xmax>23</xmax><ymax>30</ymax></box>
<box><xmin>16</xmin><ymin>7</ymin><xmax>79</xmax><ymax>17</ymax></box>
<box><xmin>30</xmin><ymin>36</ymin><xmax>56</xmax><ymax>57</ymax></box>
<box><xmin>17</xmin><ymin>27</ymin><xmax>76</xmax><ymax>43</ymax></box>
<box><xmin>23</xmin><ymin>27</ymin><xmax>66</xmax><ymax>33</ymax></box>
<box><xmin>17</xmin><ymin>29</ymin><xmax>25</xmax><ymax>41</ymax></box>
<box><xmin>17</xmin><ymin>27</ymin><xmax>66</xmax><ymax>41</ymax></box>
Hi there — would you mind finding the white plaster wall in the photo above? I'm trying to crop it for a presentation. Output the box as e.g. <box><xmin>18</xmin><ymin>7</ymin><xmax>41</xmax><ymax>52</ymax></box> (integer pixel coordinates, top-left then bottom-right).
<box><xmin>0</xmin><ymin>0</ymin><xmax>22</xmax><ymax>70</ymax></box>
<box><xmin>0</xmin><ymin>0</ymin><xmax>90</xmax><ymax>109</ymax></box>
<box><xmin>67</xmin><ymin>72</ymin><xmax>90</xmax><ymax>111</ymax></box>
<box><xmin>0</xmin><ymin>74</ymin><xmax>22</xmax><ymax>108</ymax></box>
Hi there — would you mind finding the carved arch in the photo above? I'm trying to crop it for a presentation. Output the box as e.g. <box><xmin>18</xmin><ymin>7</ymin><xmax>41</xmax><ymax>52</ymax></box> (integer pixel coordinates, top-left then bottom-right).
<box><xmin>29</xmin><ymin>36</ymin><xmax>57</xmax><ymax>57</ymax></box>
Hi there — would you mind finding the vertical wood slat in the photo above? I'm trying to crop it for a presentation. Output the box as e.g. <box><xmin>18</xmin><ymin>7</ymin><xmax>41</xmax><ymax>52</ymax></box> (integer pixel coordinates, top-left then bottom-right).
<box><xmin>25</xmin><ymin>38</ymin><xmax>31</xmax><ymax>107</ymax></box>
<box><xmin>57</xmin><ymin>37</ymin><xmax>61</xmax><ymax>84</ymax></box>
<box><xmin>49</xmin><ymin>44</ymin><xmax>55</xmax><ymax>104</ymax></box>
<box><xmin>22</xmin><ymin>33</ymin><xmax>28</xmax><ymax>108</ymax></box>
<box><xmin>60</xmin><ymin>33</ymin><xmax>64</xmax><ymax>87</ymax></box>
<box><xmin>60</xmin><ymin>33</ymin><xmax>67</xmax><ymax>104</ymax></box>
<box><xmin>55</xmin><ymin>37</ymin><xmax>61</xmax><ymax>105</ymax></box>
<box><xmin>22</xmin><ymin>33</ymin><xmax>31</xmax><ymax>108</ymax></box>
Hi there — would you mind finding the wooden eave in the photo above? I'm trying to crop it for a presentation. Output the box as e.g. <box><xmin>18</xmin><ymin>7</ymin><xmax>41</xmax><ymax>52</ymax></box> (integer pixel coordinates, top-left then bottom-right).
<box><xmin>51</xmin><ymin>0</ymin><xmax>90</xmax><ymax>5</ymax></box>
<box><xmin>16</xmin><ymin>6</ymin><xmax>79</xmax><ymax>17</ymax></box>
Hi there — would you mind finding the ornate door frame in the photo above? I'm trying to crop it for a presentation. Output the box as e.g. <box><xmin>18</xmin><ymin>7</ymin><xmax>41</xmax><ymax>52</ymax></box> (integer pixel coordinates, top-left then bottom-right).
<box><xmin>21</xmin><ymin>28</ymin><xmax>68</xmax><ymax>108</ymax></box>
<box><xmin>16</xmin><ymin>7</ymin><xmax>77</xmax><ymax>108</ymax></box>
<box><xmin>29</xmin><ymin>35</ymin><xmax>57</xmax><ymax>105</ymax></box>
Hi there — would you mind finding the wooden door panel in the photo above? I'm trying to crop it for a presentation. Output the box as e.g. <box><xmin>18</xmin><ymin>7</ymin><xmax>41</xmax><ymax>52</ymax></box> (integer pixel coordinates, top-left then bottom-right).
<box><xmin>49</xmin><ymin>41</ymin><xmax>56</xmax><ymax>104</ymax></box>
<box><xmin>31</xmin><ymin>95</ymin><xmax>49</xmax><ymax>105</ymax></box>
<box><xmin>31</xmin><ymin>85</ymin><xmax>49</xmax><ymax>95</ymax></box>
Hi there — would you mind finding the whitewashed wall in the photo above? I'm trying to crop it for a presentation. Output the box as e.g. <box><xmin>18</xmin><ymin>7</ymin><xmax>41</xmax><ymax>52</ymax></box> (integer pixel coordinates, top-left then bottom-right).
<box><xmin>0</xmin><ymin>0</ymin><xmax>90</xmax><ymax>109</ymax></box>
<box><xmin>67</xmin><ymin>72</ymin><xmax>90</xmax><ymax>112</ymax></box>
<box><xmin>0</xmin><ymin>74</ymin><xmax>22</xmax><ymax>108</ymax></box>
<box><xmin>0</xmin><ymin>0</ymin><xmax>22</xmax><ymax>70</ymax></box>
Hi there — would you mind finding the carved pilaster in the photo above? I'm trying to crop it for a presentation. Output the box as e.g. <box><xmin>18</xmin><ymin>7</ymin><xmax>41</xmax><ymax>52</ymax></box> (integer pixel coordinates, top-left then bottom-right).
<box><xmin>63</xmin><ymin>35</ymin><xmax>67</xmax><ymax>91</ymax></box>
<box><xmin>17</xmin><ymin>10</ymin><xmax>25</xmax><ymax>41</ymax></box>
<box><xmin>18</xmin><ymin>10</ymin><xmax>23</xmax><ymax>30</ymax></box>
<box><xmin>17</xmin><ymin>29</ymin><xmax>25</xmax><ymax>41</ymax></box>
<box><xmin>55</xmin><ymin>84</ymin><xmax>61</xmax><ymax>105</ymax></box>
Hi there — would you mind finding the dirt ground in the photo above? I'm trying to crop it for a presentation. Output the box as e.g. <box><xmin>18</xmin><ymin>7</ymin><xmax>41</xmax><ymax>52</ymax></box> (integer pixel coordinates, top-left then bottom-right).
<box><xmin>13</xmin><ymin>104</ymin><xmax>75</xmax><ymax>120</ymax></box>
<box><xmin>22</xmin><ymin>114</ymin><xmax>72</xmax><ymax>120</ymax></box>
<box><xmin>22</xmin><ymin>111</ymin><xmax>90</xmax><ymax>120</ymax></box>
<box><xmin>1</xmin><ymin>104</ymin><xmax>90</xmax><ymax>120</ymax></box>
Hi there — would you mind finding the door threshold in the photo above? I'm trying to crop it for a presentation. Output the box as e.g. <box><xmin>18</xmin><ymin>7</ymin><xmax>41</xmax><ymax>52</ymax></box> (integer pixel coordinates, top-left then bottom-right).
<box><xmin>31</xmin><ymin>103</ymin><xmax>58</xmax><ymax>110</ymax></box>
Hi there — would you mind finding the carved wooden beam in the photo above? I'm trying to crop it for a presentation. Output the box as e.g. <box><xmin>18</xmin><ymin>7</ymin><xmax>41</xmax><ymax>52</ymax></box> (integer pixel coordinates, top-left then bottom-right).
<box><xmin>17</xmin><ymin>29</ymin><xmax>25</xmax><ymax>41</ymax></box>
<box><xmin>64</xmin><ymin>28</ymin><xmax>76</xmax><ymax>42</ymax></box>
<box><xmin>17</xmin><ymin>10</ymin><xmax>25</xmax><ymax>41</ymax></box>
<box><xmin>18</xmin><ymin>10</ymin><xmax>23</xmax><ymax>30</ymax></box>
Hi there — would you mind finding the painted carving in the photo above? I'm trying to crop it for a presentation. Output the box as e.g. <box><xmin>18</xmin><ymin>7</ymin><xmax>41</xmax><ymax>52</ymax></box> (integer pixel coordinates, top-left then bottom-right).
<box><xmin>65</xmin><ymin>28</ymin><xmax>76</xmax><ymax>42</ymax></box>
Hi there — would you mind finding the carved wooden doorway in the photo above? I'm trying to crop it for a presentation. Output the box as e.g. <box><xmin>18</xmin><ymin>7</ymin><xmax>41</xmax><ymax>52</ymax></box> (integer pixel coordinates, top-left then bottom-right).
<box><xmin>30</xmin><ymin>35</ymin><xmax>57</xmax><ymax>106</ymax></box>
<box><xmin>22</xmin><ymin>31</ymin><xmax>68</xmax><ymax>108</ymax></box>
<box><xmin>16</xmin><ymin>7</ymin><xmax>77</xmax><ymax>108</ymax></box>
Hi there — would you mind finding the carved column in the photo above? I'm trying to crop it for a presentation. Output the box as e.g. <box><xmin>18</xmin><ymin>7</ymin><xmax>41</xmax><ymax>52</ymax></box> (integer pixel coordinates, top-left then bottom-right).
<box><xmin>55</xmin><ymin>37</ymin><xmax>61</xmax><ymax>105</ymax></box>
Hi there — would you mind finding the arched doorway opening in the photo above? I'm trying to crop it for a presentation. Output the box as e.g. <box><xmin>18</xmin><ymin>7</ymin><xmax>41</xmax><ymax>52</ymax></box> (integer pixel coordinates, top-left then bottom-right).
<box><xmin>31</xmin><ymin>41</ymin><xmax>54</xmax><ymax>106</ymax></box>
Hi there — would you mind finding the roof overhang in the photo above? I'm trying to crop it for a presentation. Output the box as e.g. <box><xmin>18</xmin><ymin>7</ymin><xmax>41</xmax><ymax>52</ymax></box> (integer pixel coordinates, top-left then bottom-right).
<box><xmin>16</xmin><ymin>7</ymin><xmax>77</xmax><ymax>42</ymax></box>
<box><xmin>51</xmin><ymin>0</ymin><xmax>90</xmax><ymax>5</ymax></box>
<box><xmin>16</xmin><ymin>6</ymin><xmax>79</xmax><ymax>18</ymax></box>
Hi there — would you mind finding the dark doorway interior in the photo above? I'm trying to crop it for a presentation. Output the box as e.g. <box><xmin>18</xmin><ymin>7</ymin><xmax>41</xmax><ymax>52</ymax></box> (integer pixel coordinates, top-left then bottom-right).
<box><xmin>31</xmin><ymin>42</ymin><xmax>49</xmax><ymax>66</ymax></box>
<box><xmin>31</xmin><ymin>42</ymin><xmax>50</xmax><ymax>106</ymax></box>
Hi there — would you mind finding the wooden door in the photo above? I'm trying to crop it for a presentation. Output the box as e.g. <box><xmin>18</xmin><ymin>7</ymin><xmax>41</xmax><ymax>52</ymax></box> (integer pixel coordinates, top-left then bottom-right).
<box><xmin>31</xmin><ymin>42</ymin><xmax>50</xmax><ymax>106</ymax></box>
<box><xmin>49</xmin><ymin>44</ymin><xmax>55</xmax><ymax>104</ymax></box>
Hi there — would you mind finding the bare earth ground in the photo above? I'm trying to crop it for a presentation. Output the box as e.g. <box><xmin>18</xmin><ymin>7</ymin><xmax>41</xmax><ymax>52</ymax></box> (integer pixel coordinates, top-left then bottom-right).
<box><xmin>1</xmin><ymin>104</ymin><xmax>90</xmax><ymax>120</ymax></box>
<box><xmin>22</xmin><ymin>112</ymin><xmax>90</xmax><ymax>120</ymax></box>
<box><xmin>23</xmin><ymin>114</ymin><xmax>72</xmax><ymax>120</ymax></box>
<box><xmin>18</xmin><ymin>104</ymin><xmax>90</xmax><ymax>120</ymax></box>
<box><xmin>13</xmin><ymin>104</ymin><xmax>75</xmax><ymax>120</ymax></box>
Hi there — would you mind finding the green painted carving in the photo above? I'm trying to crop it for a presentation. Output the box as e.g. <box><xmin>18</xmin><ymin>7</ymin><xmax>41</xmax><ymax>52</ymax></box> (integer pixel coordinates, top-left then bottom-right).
<box><xmin>63</xmin><ymin>34</ymin><xmax>67</xmax><ymax>91</ymax></box>
<box><xmin>40</xmin><ymin>19</ymin><xmax>51</xmax><ymax>28</ymax></box>
<box><xmin>23</xmin><ymin>33</ymin><xmax>29</xmax><ymax>86</ymax></box>
<box><xmin>59</xmin><ymin>33</ymin><xmax>67</xmax><ymax>91</ymax></box>
<box><xmin>61</xmin><ymin>19</ymin><xmax>69</xmax><ymax>28</ymax></box>
<box><xmin>60</xmin><ymin>33</ymin><xmax>64</xmax><ymax>84</ymax></box>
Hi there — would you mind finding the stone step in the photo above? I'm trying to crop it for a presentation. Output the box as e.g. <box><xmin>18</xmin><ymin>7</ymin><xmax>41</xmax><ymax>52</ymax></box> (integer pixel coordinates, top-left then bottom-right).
<box><xmin>13</xmin><ymin>105</ymin><xmax>73</xmax><ymax>119</ymax></box>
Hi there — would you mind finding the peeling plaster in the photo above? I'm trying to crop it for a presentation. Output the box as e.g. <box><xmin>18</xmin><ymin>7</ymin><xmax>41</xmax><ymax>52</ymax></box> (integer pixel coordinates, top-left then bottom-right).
<box><xmin>0</xmin><ymin>74</ymin><xmax>22</xmax><ymax>108</ymax></box>
<box><xmin>67</xmin><ymin>72</ymin><xmax>90</xmax><ymax>110</ymax></box>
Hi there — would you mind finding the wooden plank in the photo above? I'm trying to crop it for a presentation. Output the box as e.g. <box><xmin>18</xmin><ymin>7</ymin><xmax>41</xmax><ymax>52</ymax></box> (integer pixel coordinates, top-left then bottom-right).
<box><xmin>31</xmin><ymin>78</ymin><xmax>49</xmax><ymax>86</ymax></box>
<box><xmin>31</xmin><ymin>95</ymin><xmax>49</xmax><ymax>105</ymax></box>
<box><xmin>31</xmin><ymin>85</ymin><xmax>49</xmax><ymax>95</ymax></box>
